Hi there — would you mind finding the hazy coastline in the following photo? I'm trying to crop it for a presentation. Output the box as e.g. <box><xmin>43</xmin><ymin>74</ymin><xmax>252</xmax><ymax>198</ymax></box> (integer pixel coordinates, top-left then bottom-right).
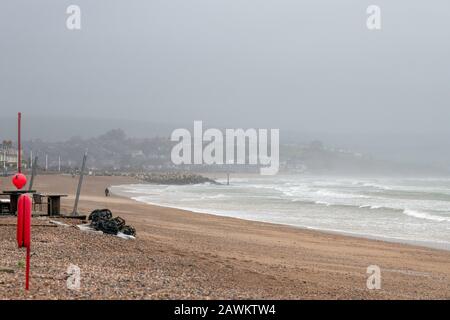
<box><xmin>111</xmin><ymin>174</ymin><xmax>450</xmax><ymax>251</ymax></box>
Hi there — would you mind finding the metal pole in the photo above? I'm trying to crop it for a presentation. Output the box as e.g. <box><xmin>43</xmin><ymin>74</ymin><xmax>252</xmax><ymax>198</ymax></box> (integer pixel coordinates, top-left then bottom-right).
<box><xmin>72</xmin><ymin>151</ymin><xmax>87</xmax><ymax>216</ymax></box>
<box><xmin>18</xmin><ymin>112</ymin><xmax>21</xmax><ymax>173</ymax></box>
<box><xmin>58</xmin><ymin>156</ymin><xmax>61</xmax><ymax>172</ymax></box>
<box><xmin>30</xmin><ymin>150</ymin><xmax>33</xmax><ymax>168</ymax></box>
<box><xmin>28</xmin><ymin>156</ymin><xmax>38</xmax><ymax>191</ymax></box>
<box><xmin>45</xmin><ymin>154</ymin><xmax>48</xmax><ymax>171</ymax></box>
<box><xmin>226</xmin><ymin>161</ymin><xmax>232</xmax><ymax>185</ymax></box>
<box><xmin>3</xmin><ymin>150</ymin><xmax>6</xmax><ymax>176</ymax></box>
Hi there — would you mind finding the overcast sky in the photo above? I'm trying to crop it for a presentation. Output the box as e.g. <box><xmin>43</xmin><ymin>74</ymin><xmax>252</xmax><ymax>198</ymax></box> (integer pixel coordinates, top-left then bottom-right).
<box><xmin>1</xmin><ymin>1</ymin><xmax>450</xmax><ymax>164</ymax></box>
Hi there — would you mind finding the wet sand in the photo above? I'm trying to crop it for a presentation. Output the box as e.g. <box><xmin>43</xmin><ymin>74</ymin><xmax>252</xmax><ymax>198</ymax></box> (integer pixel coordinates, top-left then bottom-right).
<box><xmin>1</xmin><ymin>174</ymin><xmax>449</xmax><ymax>299</ymax></box>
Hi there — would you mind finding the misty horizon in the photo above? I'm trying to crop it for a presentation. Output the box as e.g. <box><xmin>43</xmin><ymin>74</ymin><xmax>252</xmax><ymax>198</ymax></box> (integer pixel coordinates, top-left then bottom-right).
<box><xmin>1</xmin><ymin>114</ymin><xmax>450</xmax><ymax>169</ymax></box>
<box><xmin>1</xmin><ymin>1</ymin><xmax>450</xmax><ymax>168</ymax></box>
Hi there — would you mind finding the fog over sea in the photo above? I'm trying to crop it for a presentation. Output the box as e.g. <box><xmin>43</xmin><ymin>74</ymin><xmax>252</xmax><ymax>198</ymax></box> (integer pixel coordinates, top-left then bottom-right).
<box><xmin>111</xmin><ymin>175</ymin><xmax>450</xmax><ymax>250</ymax></box>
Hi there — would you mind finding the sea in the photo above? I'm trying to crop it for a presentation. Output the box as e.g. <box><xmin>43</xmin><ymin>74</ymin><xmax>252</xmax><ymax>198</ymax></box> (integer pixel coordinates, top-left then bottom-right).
<box><xmin>111</xmin><ymin>175</ymin><xmax>450</xmax><ymax>250</ymax></box>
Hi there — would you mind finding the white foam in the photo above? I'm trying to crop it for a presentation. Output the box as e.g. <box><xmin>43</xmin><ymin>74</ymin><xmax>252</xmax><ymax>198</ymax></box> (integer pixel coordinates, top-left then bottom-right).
<box><xmin>359</xmin><ymin>205</ymin><xmax>382</xmax><ymax>209</ymax></box>
<box><xmin>402</xmin><ymin>209</ymin><xmax>450</xmax><ymax>222</ymax></box>
<box><xmin>315</xmin><ymin>189</ymin><xmax>369</xmax><ymax>199</ymax></box>
<box><xmin>315</xmin><ymin>200</ymin><xmax>331</xmax><ymax>206</ymax></box>
<box><xmin>110</xmin><ymin>175</ymin><xmax>450</xmax><ymax>250</ymax></box>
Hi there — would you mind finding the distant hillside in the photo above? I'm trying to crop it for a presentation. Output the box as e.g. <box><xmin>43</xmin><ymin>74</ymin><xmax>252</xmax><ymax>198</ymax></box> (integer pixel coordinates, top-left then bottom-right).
<box><xmin>0</xmin><ymin>115</ymin><xmax>177</xmax><ymax>142</ymax></box>
<box><xmin>16</xmin><ymin>130</ymin><xmax>449</xmax><ymax>176</ymax></box>
<box><xmin>23</xmin><ymin>129</ymin><xmax>174</xmax><ymax>171</ymax></box>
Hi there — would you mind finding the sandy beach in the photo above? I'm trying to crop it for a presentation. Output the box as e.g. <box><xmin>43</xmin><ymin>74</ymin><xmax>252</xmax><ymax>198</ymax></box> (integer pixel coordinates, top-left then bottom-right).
<box><xmin>1</xmin><ymin>174</ymin><xmax>449</xmax><ymax>299</ymax></box>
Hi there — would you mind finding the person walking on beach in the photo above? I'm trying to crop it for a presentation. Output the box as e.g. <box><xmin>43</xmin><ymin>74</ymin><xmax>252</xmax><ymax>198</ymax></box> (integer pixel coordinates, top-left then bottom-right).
<box><xmin>105</xmin><ymin>188</ymin><xmax>110</xmax><ymax>197</ymax></box>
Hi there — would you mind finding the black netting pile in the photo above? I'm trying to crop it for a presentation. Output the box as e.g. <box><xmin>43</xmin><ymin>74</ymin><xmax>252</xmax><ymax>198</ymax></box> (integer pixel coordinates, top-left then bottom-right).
<box><xmin>88</xmin><ymin>209</ymin><xmax>136</xmax><ymax>236</ymax></box>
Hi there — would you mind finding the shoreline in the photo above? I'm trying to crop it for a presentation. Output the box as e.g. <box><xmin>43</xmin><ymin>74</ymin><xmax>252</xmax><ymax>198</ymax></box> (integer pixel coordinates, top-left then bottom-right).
<box><xmin>111</xmin><ymin>183</ymin><xmax>450</xmax><ymax>253</ymax></box>
<box><xmin>128</xmin><ymin>195</ymin><xmax>450</xmax><ymax>253</ymax></box>
<box><xmin>1</xmin><ymin>174</ymin><xmax>450</xmax><ymax>299</ymax></box>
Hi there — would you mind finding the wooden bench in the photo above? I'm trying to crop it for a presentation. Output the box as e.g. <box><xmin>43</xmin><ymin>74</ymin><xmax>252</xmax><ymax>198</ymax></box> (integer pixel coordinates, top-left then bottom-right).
<box><xmin>0</xmin><ymin>199</ymin><xmax>10</xmax><ymax>214</ymax></box>
<box><xmin>41</xmin><ymin>194</ymin><xmax>68</xmax><ymax>216</ymax></box>
<box><xmin>2</xmin><ymin>190</ymin><xmax>36</xmax><ymax>215</ymax></box>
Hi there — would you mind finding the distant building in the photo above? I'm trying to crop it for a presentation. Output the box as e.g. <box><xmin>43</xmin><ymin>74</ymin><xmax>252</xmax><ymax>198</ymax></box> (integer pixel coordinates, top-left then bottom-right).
<box><xmin>0</xmin><ymin>140</ymin><xmax>26</xmax><ymax>169</ymax></box>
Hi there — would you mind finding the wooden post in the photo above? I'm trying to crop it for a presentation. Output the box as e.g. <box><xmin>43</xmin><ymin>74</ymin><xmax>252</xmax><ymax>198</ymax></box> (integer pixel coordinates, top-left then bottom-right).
<box><xmin>28</xmin><ymin>156</ymin><xmax>38</xmax><ymax>191</ymax></box>
<box><xmin>72</xmin><ymin>151</ymin><xmax>87</xmax><ymax>216</ymax></box>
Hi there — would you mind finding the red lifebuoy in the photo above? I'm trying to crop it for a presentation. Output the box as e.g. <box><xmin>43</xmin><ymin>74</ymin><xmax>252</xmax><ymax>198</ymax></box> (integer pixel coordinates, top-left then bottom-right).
<box><xmin>17</xmin><ymin>198</ymin><xmax>24</xmax><ymax>248</ymax></box>
<box><xmin>17</xmin><ymin>194</ymin><xmax>31</xmax><ymax>248</ymax></box>
<box><xmin>16</xmin><ymin>194</ymin><xmax>32</xmax><ymax>290</ymax></box>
